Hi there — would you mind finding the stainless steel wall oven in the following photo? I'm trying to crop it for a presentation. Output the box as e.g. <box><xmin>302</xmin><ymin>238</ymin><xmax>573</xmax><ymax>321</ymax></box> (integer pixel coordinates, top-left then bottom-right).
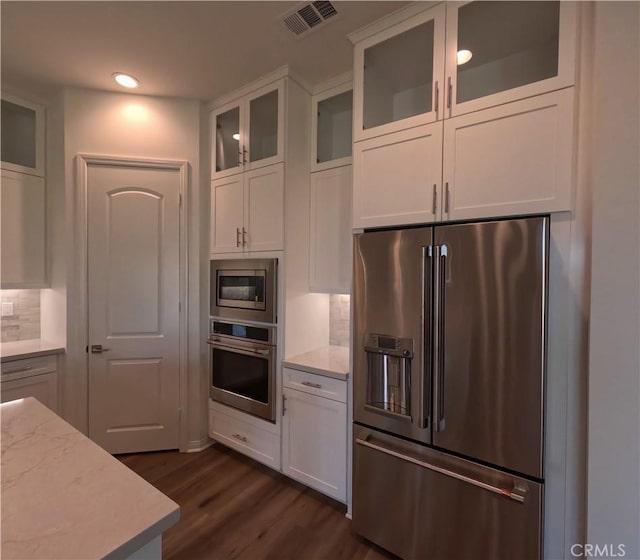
<box><xmin>208</xmin><ymin>320</ymin><xmax>276</xmax><ymax>422</ymax></box>
<box><xmin>210</xmin><ymin>258</ymin><xmax>277</xmax><ymax>324</ymax></box>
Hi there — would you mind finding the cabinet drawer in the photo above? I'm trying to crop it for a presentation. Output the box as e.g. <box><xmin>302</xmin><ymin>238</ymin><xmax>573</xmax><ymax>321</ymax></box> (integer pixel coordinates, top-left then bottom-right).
<box><xmin>1</xmin><ymin>371</ymin><xmax>58</xmax><ymax>413</ymax></box>
<box><xmin>283</xmin><ymin>367</ymin><xmax>347</xmax><ymax>403</ymax></box>
<box><xmin>209</xmin><ymin>408</ymin><xmax>280</xmax><ymax>470</ymax></box>
<box><xmin>2</xmin><ymin>355</ymin><xmax>57</xmax><ymax>381</ymax></box>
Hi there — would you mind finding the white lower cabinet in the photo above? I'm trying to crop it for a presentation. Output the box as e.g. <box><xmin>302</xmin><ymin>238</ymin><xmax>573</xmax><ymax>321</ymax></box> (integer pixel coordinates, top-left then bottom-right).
<box><xmin>208</xmin><ymin>406</ymin><xmax>281</xmax><ymax>471</ymax></box>
<box><xmin>282</xmin><ymin>368</ymin><xmax>347</xmax><ymax>503</ymax></box>
<box><xmin>1</xmin><ymin>355</ymin><xmax>58</xmax><ymax>413</ymax></box>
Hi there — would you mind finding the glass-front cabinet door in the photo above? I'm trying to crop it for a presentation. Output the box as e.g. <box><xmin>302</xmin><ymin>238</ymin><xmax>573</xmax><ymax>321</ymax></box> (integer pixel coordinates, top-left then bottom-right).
<box><xmin>353</xmin><ymin>3</ymin><xmax>445</xmax><ymax>142</ymax></box>
<box><xmin>210</xmin><ymin>80</ymin><xmax>284</xmax><ymax>180</ymax></box>
<box><xmin>446</xmin><ymin>0</ymin><xmax>576</xmax><ymax>117</ymax></box>
<box><xmin>246</xmin><ymin>81</ymin><xmax>284</xmax><ymax>171</ymax></box>
<box><xmin>1</xmin><ymin>93</ymin><xmax>45</xmax><ymax>177</ymax></box>
<box><xmin>311</xmin><ymin>80</ymin><xmax>353</xmax><ymax>172</ymax></box>
<box><xmin>211</xmin><ymin>101</ymin><xmax>242</xmax><ymax>180</ymax></box>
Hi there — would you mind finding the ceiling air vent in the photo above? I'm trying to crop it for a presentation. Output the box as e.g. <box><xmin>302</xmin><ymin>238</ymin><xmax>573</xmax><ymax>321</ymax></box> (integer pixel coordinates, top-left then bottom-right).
<box><xmin>282</xmin><ymin>1</ymin><xmax>339</xmax><ymax>38</ymax></box>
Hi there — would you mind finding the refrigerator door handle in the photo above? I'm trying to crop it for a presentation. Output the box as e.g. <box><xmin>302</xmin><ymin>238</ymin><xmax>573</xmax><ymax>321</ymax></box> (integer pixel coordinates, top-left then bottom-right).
<box><xmin>433</xmin><ymin>245</ymin><xmax>447</xmax><ymax>432</ymax></box>
<box><xmin>420</xmin><ymin>245</ymin><xmax>432</xmax><ymax>429</ymax></box>
<box><xmin>355</xmin><ymin>436</ymin><xmax>527</xmax><ymax>504</ymax></box>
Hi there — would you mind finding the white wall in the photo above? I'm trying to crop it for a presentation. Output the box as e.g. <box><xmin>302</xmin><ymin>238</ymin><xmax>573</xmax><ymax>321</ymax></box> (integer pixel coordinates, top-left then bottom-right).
<box><xmin>587</xmin><ymin>2</ymin><xmax>640</xmax><ymax>557</ymax></box>
<box><xmin>55</xmin><ymin>88</ymin><xmax>206</xmax><ymax>449</ymax></box>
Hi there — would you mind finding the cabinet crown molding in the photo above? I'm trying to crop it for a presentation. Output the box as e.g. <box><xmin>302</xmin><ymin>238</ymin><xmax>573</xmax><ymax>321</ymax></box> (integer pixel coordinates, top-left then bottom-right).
<box><xmin>208</xmin><ymin>65</ymin><xmax>311</xmax><ymax>111</ymax></box>
<box><xmin>347</xmin><ymin>1</ymin><xmax>441</xmax><ymax>45</ymax></box>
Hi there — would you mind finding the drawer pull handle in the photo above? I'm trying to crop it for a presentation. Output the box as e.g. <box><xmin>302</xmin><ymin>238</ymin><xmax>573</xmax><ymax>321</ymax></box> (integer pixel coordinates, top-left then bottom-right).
<box><xmin>301</xmin><ymin>381</ymin><xmax>322</xmax><ymax>389</ymax></box>
<box><xmin>232</xmin><ymin>433</ymin><xmax>247</xmax><ymax>443</ymax></box>
<box><xmin>4</xmin><ymin>365</ymin><xmax>33</xmax><ymax>374</ymax></box>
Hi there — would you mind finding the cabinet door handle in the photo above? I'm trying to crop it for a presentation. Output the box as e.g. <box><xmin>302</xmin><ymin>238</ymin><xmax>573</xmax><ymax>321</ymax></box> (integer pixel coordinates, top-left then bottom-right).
<box><xmin>301</xmin><ymin>380</ymin><xmax>322</xmax><ymax>389</ymax></box>
<box><xmin>445</xmin><ymin>183</ymin><xmax>450</xmax><ymax>214</ymax></box>
<box><xmin>242</xmin><ymin>227</ymin><xmax>247</xmax><ymax>247</ymax></box>
<box><xmin>236</xmin><ymin>227</ymin><xmax>241</xmax><ymax>247</ymax></box>
<box><xmin>447</xmin><ymin>76</ymin><xmax>452</xmax><ymax>114</ymax></box>
<box><xmin>232</xmin><ymin>433</ymin><xmax>247</xmax><ymax>443</ymax></box>
<box><xmin>434</xmin><ymin>80</ymin><xmax>439</xmax><ymax>116</ymax></box>
<box><xmin>432</xmin><ymin>184</ymin><xmax>437</xmax><ymax>215</ymax></box>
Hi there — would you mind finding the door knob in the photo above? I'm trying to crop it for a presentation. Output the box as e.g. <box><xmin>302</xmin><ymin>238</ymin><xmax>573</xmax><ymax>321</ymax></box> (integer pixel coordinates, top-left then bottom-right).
<box><xmin>90</xmin><ymin>345</ymin><xmax>111</xmax><ymax>354</ymax></box>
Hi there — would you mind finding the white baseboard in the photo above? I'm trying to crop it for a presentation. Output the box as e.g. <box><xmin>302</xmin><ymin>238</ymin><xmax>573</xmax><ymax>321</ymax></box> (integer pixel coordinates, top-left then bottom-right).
<box><xmin>185</xmin><ymin>437</ymin><xmax>215</xmax><ymax>453</ymax></box>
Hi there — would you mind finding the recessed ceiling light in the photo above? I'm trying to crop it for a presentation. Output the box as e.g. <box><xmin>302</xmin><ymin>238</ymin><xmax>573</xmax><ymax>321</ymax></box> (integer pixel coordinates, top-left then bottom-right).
<box><xmin>113</xmin><ymin>73</ymin><xmax>139</xmax><ymax>88</ymax></box>
<box><xmin>232</xmin><ymin>133</ymin><xmax>240</xmax><ymax>141</ymax></box>
<box><xmin>457</xmin><ymin>49</ymin><xmax>473</xmax><ymax>66</ymax></box>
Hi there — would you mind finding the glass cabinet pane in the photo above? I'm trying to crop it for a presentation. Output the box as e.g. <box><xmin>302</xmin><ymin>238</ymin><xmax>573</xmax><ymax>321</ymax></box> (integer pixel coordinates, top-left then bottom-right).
<box><xmin>317</xmin><ymin>90</ymin><xmax>353</xmax><ymax>164</ymax></box>
<box><xmin>215</xmin><ymin>107</ymin><xmax>240</xmax><ymax>172</ymax></box>
<box><xmin>1</xmin><ymin>100</ymin><xmax>36</xmax><ymax>169</ymax></box>
<box><xmin>456</xmin><ymin>1</ymin><xmax>560</xmax><ymax>104</ymax></box>
<box><xmin>363</xmin><ymin>21</ymin><xmax>434</xmax><ymax>130</ymax></box>
<box><xmin>249</xmin><ymin>89</ymin><xmax>278</xmax><ymax>163</ymax></box>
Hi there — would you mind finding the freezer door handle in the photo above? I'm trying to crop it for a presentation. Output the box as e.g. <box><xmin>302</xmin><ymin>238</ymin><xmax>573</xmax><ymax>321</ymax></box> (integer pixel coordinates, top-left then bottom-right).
<box><xmin>420</xmin><ymin>245</ymin><xmax>432</xmax><ymax>429</ymax></box>
<box><xmin>355</xmin><ymin>436</ymin><xmax>527</xmax><ymax>504</ymax></box>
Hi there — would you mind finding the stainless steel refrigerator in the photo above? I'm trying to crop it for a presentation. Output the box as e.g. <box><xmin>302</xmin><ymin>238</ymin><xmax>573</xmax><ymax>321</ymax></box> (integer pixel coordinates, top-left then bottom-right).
<box><xmin>352</xmin><ymin>216</ymin><xmax>548</xmax><ymax>560</ymax></box>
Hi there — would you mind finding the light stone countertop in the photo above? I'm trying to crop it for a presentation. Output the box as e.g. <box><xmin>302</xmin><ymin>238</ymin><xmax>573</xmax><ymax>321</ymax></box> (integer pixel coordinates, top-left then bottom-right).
<box><xmin>1</xmin><ymin>397</ymin><xmax>180</xmax><ymax>560</ymax></box>
<box><xmin>1</xmin><ymin>339</ymin><xmax>65</xmax><ymax>362</ymax></box>
<box><xmin>283</xmin><ymin>345</ymin><xmax>350</xmax><ymax>380</ymax></box>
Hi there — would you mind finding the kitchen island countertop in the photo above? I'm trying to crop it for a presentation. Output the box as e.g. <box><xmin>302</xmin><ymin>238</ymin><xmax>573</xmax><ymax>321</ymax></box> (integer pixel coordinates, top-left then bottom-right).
<box><xmin>1</xmin><ymin>397</ymin><xmax>179</xmax><ymax>560</ymax></box>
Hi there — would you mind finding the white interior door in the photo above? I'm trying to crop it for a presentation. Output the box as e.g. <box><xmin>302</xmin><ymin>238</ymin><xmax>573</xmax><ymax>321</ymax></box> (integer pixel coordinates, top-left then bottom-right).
<box><xmin>87</xmin><ymin>162</ymin><xmax>181</xmax><ymax>454</ymax></box>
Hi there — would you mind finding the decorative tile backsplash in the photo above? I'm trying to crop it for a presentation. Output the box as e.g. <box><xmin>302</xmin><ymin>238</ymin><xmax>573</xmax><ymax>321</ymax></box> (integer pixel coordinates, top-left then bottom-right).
<box><xmin>1</xmin><ymin>290</ymin><xmax>41</xmax><ymax>342</ymax></box>
<box><xmin>329</xmin><ymin>294</ymin><xmax>350</xmax><ymax>348</ymax></box>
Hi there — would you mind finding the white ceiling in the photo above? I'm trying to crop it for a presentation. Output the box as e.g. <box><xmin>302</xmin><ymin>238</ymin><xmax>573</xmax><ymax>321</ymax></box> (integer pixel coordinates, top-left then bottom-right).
<box><xmin>1</xmin><ymin>1</ymin><xmax>408</xmax><ymax>101</ymax></box>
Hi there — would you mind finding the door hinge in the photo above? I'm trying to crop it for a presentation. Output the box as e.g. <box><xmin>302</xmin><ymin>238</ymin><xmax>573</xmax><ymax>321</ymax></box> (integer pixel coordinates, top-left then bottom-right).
<box><xmin>179</xmin><ymin>301</ymin><xmax>182</xmax><ymax>313</ymax></box>
<box><xmin>179</xmin><ymin>193</ymin><xmax>183</xmax><ymax>208</ymax></box>
<box><xmin>282</xmin><ymin>394</ymin><xmax>287</xmax><ymax>416</ymax></box>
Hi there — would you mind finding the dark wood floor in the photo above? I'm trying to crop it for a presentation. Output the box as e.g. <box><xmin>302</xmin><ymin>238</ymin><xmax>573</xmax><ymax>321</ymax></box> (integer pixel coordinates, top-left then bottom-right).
<box><xmin>119</xmin><ymin>444</ymin><xmax>395</xmax><ymax>560</ymax></box>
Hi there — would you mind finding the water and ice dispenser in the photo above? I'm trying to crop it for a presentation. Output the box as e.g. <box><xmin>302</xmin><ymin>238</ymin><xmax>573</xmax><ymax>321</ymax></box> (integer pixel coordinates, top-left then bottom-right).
<box><xmin>364</xmin><ymin>334</ymin><xmax>413</xmax><ymax>420</ymax></box>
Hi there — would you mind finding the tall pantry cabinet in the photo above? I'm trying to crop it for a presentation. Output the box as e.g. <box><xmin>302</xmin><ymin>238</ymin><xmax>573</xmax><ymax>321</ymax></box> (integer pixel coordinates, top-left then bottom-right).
<box><xmin>350</xmin><ymin>1</ymin><xmax>578</xmax><ymax>228</ymax></box>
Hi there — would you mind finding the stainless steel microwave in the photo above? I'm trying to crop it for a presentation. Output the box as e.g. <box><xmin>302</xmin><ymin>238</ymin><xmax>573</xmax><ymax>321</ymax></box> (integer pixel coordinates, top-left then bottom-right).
<box><xmin>210</xmin><ymin>258</ymin><xmax>277</xmax><ymax>324</ymax></box>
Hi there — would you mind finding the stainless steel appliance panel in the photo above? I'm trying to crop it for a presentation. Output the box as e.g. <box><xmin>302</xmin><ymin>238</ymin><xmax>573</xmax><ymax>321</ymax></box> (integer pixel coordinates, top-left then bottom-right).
<box><xmin>353</xmin><ymin>228</ymin><xmax>433</xmax><ymax>442</ymax></box>
<box><xmin>210</xmin><ymin>258</ymin><xmax>277</xmax><ymax>324</ymax></box>
<box><xmin>432</xmin><ymin>217</ymin><xmax>548</xmax><ymax>478</ymax></box>
<box><xmin>353</xmin><ymin>425</ymin><xmax>542</xmax><ymax>560</ymax></box>
<box><xmin>208</xmin><ymin>323</ymin><xmax>276</xmax><ymax>422</ymax></box>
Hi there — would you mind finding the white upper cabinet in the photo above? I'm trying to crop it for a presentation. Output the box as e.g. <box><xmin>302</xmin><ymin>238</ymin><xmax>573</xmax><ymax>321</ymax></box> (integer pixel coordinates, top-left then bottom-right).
<box><xmin>351</xmin><ymin>1</ymin><xmax>578</xmax><ymax>228</ymax></box>
<box><xmin>311</xmin><ymin>80</ymin><xmax>353</xmax><ymax>172</ymax></box>
<box><xmin>1</xmin><ymin>169</ymin><xmax>46</xmax><ymax>287</ymax></box>
<box><xmin>353</xmin><ymin>4</ymin><xmax>446</xmax><ymax>142</ymax></box>
<box><xmin>443</xmin><ymin>89</ymin><xmax>575</xmax><ymax>221</ymax></box>
<box><xmin>446</xmin><ymin>1</ymin><xmax>576</xmax><ymax>118</ymax></box>
<box><xmin>1</xmin><ymin>93</ymin><xmax>45</xmax><ymax>177</ymax></box>
<box><xmin>353</xmin><ymin>123</ymin><xmax>443</xmax><ymax>229</ymax></box>
<box><xmin>210</xmin><ymin>163</ymin><xmax>284</xmax><ymax>255</ymax></box>
<box><xmin>309</xmin><ymin>166</ymin><xmax>352</xmax><ymax>294</ymax></box>
<box><xmin>211</xmin><ymin>80</ymin><xmax>285</xmax><ymax>180</ymax></box>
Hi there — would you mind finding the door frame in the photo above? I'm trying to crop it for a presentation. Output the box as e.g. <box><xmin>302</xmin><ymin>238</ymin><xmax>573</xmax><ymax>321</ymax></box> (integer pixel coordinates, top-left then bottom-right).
<box><xmin>76</xmin><ymin>154</ymin><xmax>189</xmax><ymax>451</ymax></box>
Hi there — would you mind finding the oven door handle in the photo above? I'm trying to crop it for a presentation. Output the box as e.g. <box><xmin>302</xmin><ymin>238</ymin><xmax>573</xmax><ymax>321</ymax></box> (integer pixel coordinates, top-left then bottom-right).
<box><xmin>207</xmin><ymin>340</ymin><xmax>271</xmax><ymax>357</ymax></box>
